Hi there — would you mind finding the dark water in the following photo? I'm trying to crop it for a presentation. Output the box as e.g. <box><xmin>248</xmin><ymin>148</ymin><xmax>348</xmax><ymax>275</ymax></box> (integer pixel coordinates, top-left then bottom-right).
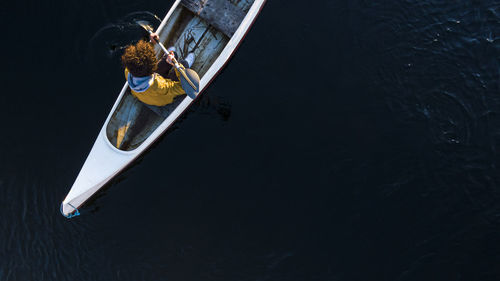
<box><xmin>1</xmin><ymin>0</ymin><xmax>500</xmax><ymax>280</ymax></box>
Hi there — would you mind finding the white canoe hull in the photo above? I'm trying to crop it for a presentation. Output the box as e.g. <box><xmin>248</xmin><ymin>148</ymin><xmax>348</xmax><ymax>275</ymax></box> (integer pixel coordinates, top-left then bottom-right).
<box><xmin>61</xmin><ymin>0</ymin><xmax>266</xmax><ymax>217</ymax></box>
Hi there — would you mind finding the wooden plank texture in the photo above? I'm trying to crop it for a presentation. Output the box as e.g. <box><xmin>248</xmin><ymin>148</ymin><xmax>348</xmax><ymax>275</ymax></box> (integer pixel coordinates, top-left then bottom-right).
<box><xmin>181</xmin><ymin>0</ymin><xmax>246</xmax><ymax>37</ymax></box>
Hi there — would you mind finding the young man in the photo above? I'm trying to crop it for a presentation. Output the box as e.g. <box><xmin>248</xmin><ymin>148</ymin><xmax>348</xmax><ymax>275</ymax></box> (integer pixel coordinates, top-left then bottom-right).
<box><xmin>121</xmin><ymin>33</ymin><xmax>194</xmax><ymax>106</ymax></box>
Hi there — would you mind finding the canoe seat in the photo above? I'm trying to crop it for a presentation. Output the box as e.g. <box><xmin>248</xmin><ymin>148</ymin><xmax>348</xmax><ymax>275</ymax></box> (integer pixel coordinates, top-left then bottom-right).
<box><xmin>143</xmin><ymin>95</ymin><xmax>186</xmax><ymax>118</ymax></box>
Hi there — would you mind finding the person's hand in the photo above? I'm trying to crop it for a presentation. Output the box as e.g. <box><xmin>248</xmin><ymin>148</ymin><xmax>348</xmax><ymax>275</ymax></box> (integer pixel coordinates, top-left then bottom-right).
<box><xmin>149</xmin><ymin>33</ymin><xmax>160</xmax><ymax>43</ymax></box>
<box><xmin>166</xmin><ymin>51</ymin><xmax>175</xmax><ymax>66</ymax></box>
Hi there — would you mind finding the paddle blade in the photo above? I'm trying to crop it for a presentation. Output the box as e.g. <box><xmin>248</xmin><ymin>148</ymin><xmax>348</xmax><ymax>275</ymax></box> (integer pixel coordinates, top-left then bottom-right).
<box><xmin>136</xmin><ymin>20</ymin><xmax>154</xmax><ymax>33</ymax></box>
<box><xmin>179</xmin><ymin>68</ymin><xmax>200</xmax><ymax>99</ymax></box>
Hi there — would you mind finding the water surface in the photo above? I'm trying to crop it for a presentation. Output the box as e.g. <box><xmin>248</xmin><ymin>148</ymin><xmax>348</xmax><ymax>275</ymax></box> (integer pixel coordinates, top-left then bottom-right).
<box><xmin>0</xmin><ymin>0</ymin><xmax>499</xmax><ymax>280</ymax></box>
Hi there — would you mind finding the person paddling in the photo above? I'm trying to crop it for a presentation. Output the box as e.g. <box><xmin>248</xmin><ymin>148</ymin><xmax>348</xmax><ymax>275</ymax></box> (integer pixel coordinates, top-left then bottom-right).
<box><xmin>121</xmin><ymin>33</ymin><xmax>195</xmax><ymax>106</ymax></box>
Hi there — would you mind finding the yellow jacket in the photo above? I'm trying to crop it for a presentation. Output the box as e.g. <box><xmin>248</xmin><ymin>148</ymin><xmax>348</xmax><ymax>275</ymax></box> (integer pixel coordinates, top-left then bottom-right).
<box><xmin>124</xmin><ymin>68</ymin><xmax>186</xmax><ymax>106</ymax></box>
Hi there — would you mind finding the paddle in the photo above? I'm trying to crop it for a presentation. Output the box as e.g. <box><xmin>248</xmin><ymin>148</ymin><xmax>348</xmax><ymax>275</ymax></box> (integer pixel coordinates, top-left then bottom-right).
<box><xmin>137</xmin><ymin>21</ymin><xmax>200</xmax><ymax>99</ymax></box>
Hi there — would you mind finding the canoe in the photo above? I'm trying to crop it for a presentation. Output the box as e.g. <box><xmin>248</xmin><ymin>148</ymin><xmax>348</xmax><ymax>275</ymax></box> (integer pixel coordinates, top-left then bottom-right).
<box><xmin>61</xmin><ymin>0</ymin><xmax>266</xmax><ymax>218</ymax></box>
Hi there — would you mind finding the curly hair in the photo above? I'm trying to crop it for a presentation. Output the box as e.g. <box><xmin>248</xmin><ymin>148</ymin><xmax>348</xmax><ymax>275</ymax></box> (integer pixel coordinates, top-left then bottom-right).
<box><xmin>121</xmin><ymin>40</ymin><xmax>158</xmax><ymax>77</ymax></box>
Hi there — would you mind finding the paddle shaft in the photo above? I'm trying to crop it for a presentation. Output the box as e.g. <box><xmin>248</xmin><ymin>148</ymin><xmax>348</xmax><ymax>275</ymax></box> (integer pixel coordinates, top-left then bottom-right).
<box><xmin>151</xmin><ymin>37</ymin><xmax>198</xmax><ymax>92</ymax></box>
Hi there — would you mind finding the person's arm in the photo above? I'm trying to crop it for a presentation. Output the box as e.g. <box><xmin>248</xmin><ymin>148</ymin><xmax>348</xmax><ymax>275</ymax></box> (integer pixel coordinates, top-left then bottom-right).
<box><xmin>155</xmin><ymin>74</ymin><xmax>185</xmax><ymax>99</ymax></box>
<box><xmin>151</xmin><ymin>32</ymin><xmax>176</xmax><ymax>68</ymax></box>
<box><xmin>149</xmin><ymin>33</ymin><xmax>183</xmax><ymax>97</ymax></box>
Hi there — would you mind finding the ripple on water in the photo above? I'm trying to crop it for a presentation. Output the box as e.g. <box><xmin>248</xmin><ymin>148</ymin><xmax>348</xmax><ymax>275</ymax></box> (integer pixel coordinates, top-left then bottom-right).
<box><xmin>360</xmin><ymin>6</ymin><xmax>500</xmax><ymax>269</ymax></box>
<box><xmin>86</xmin><ymin>11</ymin><xmax>162</xmax><ymax>66</ymax></box>
<box><xmin>0</xmin><ymin>177</ymin><xmax>96</xmax><ymax>281</ymax></box>
<box><xmin>366</xmin><ymin>1</ymin><xmax>500</xmax><ymax>149</ymax></box>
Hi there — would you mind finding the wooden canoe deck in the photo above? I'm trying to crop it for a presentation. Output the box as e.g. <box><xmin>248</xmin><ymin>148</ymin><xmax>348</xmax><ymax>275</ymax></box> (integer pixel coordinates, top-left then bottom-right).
<box><xmin>106</xmin><ymin>0</ymin><xmax>255</xmax><ymax>151</ymax></box>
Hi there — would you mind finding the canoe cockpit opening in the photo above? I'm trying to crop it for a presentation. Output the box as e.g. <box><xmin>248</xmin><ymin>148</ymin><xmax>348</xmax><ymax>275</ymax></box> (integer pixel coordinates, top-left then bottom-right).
<box><xmin>106</xmin><ymin>91</ymin><xmax>176</xmax><ymax>151</ymax></box>
<box><xmin>106</xmin><ymin>1</ymin><xmax>255</xmax><ymax>151</ymax></box>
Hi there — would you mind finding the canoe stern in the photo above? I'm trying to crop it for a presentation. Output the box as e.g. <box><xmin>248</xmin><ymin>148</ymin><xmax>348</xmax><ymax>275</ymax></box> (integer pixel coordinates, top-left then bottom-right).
<box><xmin>61</xmin><ymin>128</ymin><xmax>136</xmax><ymax>218</ymax></box>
